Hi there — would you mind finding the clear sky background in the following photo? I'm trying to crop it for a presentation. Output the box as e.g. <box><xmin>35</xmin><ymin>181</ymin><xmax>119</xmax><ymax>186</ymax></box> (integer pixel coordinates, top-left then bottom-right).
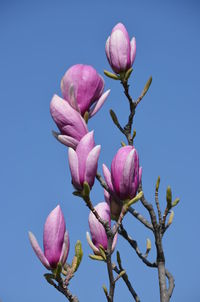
<box><xmin>0</xmin><ymin>0</ymin><xmax>199</xmax><ymax>301</ymax></box>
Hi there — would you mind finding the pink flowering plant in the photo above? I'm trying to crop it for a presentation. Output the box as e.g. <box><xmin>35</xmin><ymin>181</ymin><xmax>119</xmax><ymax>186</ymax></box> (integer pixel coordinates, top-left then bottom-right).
<box><xmin>29</xmin><ymin>22</ymin><xmax>180</xmax><ymax>302</ymax></box>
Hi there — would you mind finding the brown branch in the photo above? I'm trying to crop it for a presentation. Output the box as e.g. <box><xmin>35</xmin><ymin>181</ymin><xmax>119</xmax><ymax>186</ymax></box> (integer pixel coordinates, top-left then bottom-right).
<box><xmin>162</xmin><ymin>211</ymin><xmax>174</xmax><ymax>235</ymax></box>
<box><xmin>112</xmin><ymin>204</ymin><xmax>128</xmax><ymax>236</ymax></box>
<box><xmin>83</xmin><ymin>195</ymin><xmax>111</xmax><ymax>234</ymax></box>
<box><xmin>138</xmin><ymin>183</ymin><xmax>158</xmax><ymax>230</ymax></box>
<box><xmin>121</xmin><ymin>80</ymin><xmax>136</xmax><ymax>145</ymax></box>
<box><xmin>49</xmin><ymin>279</ymin><xmax>79</xmax><ymax>302</ymax></box>
<box><xmin>165</xmin><ymin>268</ymin><xmax>175</xmax><ymax>299</ymax></box>
<box><xmin>138</xmin><ymin>183</ymin><xmax>174</xmax><ymax>302</ymax></box>
<box><xmin>96</xmin><ymin>172</ymin><xmax>108</xmax><ymax>189</ymax></box>
<box><xmin>119</xmin><ymin>224</ymin><xmax>156</xmax><ymax>268</ymax></box>
<box><xmin>106</xmin><ymin>237</ymin><xmax>115</xmax><ymax>302</ymax></box>
<box><xmin>155</xmin><ymin>185</ymin><xmax>162</xmax><ymax>225</ymax></box>
<box><xmin>162</xmin><ymin>206</ymin><xmax>171</xmax><ymax>233</ymax></box>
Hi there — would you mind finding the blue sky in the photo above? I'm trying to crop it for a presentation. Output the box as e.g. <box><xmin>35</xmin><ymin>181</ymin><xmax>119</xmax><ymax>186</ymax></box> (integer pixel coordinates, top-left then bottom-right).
<box><xmin>0</xmin><ymin>0</ymin><xmax>200</xmax><ymax>301</ymax></box>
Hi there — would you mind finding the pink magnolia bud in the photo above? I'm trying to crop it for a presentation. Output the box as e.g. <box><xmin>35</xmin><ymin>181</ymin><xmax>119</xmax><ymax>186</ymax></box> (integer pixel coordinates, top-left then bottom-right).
<box><xmin>86</xmin><ymin>202</ymin><xmax>117</xmax><ymax>255</ymax></box>
<box><xmin>28</xmin><ymin>205</ymin><xmax>70</xmax><ymax>270</ymax></box>
<box><xmin>50</xmin><ymin>94</ymin><xmax>88</xmax><ymax>148</ymax></box>
<box><xmin>61</xmin><ymin>64</ymin><xmax>110</xmax><ymax>118</ymax></box>
<box><xmin>103</xmin><ymin>146</ymin><xmax>142</xmax><ymax>201</ymax></box>
<box><xmin>68</xmin><ymin>131</ymin><xmax>101</xmax><ymax>191</ymax></box>
<box><xmin>105</xmin><ymin>23</ymin><xmax>136</xmax><ymax>74</ymax></box>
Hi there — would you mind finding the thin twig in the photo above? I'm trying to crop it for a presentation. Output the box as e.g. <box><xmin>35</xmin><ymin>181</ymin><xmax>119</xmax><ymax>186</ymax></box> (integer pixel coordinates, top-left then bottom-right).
<box><xmin>162</xmin><ymin>207</ymin><xmax>171</xmax><ymax>232</ymax></box>
<box><xmin>165</xmin><ymin>268</ymin><xmax>175</xmax><ymax>299</ymax></box>
<box><xmin>96</xmin><ymin>172</ymin><xmax>112</xmax><ymax>194</ymax></box>
<box><xmin>96</xmin><ymin>172</ymin><xmax>151</xmax><ymax>230</ymax></box>
<box><xmin>112</xmin><ymin>263</ymin><xmax>140</xmax><ymax>302</ymax></box>
<box><xmin>121</xmin><ymin>80</ymin><xmax>135</xmax><ymax>145</ymax></box>
<box><xmin>128</xmin><ymin>207</ymin><xmax>153</xmax><ymax>230</ymax></box>
<box><xmin>155</xmin><ymin>185</ymin><xmax>162</xmax><ymax>225</ymax></box>
<box><xmin>162</xmin><ymin>211</ymin><xmax>174</xmax><ymax>235</ymax></box>
<box><xmin>119</xmin><ymin>224</ymin><xmax>157</xmax><ymax>268</ymax></box>
<box><xmin>82</xmin><ymin>188</ymin><xmax>116</xmax><ymax>302</ymax></box>
<box><xmin>84</xmin><ymin>195</ymin><xmax>111</xmax><ymax>234</ymax></box>
<box><xmin>50</xmin><ymin>280</ymin><xmax>79</xmax><ymax>302</ymax></box>
<box><xmin>112</xmin><ymin>205</ymin><xmax>128</xmax><ymax>236</ymax></box>
<box><xmin>138</xmin><ymin>183</ymin><xmax>158</xmax><ymax>230</ymax></box>
<box><xmin>106</xmin><ymin>237</ymin><xmax>115</xmax><ymax>302</ymax></box>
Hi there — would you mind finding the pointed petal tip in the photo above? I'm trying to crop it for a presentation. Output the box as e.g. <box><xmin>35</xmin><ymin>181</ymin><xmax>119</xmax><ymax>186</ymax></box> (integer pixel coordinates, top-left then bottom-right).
<box><xmin>59</xmin><ymin>231</ymin><xmax>70</xmax><ymax>265</ymax></box>
<box><xmin>89</xmin><ymin>89</ymin><xmax>110</xmax><ymax>118</ymax></box>
<box><xmin>86</xmin><ymin>231</ymin><xmax>99</xmax><ymax>254</ymax></box>
<box><xmin>52</xmin><ymin>130</ymin><xmax>59</xmax><ymax>138</ymax></box>
<box><xmin>28</xmin><ymin>231</ymin><xmax>51</xmax><ymax>269</ymax></box>
<box><xmin>111</xmin><ymin>232</ymin><xmax>118</xmax><ymax>253</ymax></box>
<box><xmin>51</xmin><ymin>204</ymin><xmax>62</xmax><ymax>215</ymax></box>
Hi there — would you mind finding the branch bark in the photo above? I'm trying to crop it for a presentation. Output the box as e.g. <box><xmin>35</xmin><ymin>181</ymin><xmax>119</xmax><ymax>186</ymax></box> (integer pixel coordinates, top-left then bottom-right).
<box><xmin>49</xmin><ymin>280</ymin><xmax>79</xmax><ymax>302</ymax></box>
<box><xmin>112</xmin><ymin>263</ymin><xmax>140</xmax><ymax>302</ymax></box>
<box><xmin>119</xmin><ymin>224</ymin><xmax>156</xmax><ymax>268</ymax></box>
<box><xmin>128</xmin><ymin>207</ymin><xmax>153</xmax><ymax>230</ymax></box>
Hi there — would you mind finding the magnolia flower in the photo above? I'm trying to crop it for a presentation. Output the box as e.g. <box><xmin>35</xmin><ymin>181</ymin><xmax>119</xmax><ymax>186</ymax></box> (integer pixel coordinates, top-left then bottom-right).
<box><xmin>103</xmin><ymin>146</ymin><xmax>142</xmax><ymax>201</ymax></box>
<box><xmin>28</xmin><ymin>205</ymin><xmax>69</xmax><ymax>270</ymax></box>
<box><xmin>50</xmin><ymin>94</ymin><xmax>88</xmax><ymax>148</ymax></box>
<box><xmin>86</xmin><ymin>202</ymin><xmax>117</xmax><ymax>255</ymax></box>
<box><xmin>68</xmin><ymin>131</ymin><xmax>101</xmax><ymax>191</ymax></box>
<box><xmin>105</xmin><ymin>23</ymin><xmax>136</xmax><ymax>74</ymax></box>
<box><xmin>61</xmin><ymin>64</ymin><xmax>110</xmax><ymax>118</ymax></box>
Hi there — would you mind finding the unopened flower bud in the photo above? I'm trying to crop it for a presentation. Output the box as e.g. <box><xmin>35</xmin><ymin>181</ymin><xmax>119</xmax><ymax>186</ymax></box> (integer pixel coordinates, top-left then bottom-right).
<box><xmin>103</xmin><ymin>146</ymin><xmax>142</xmax><ymax>201</ymax></box>
<box><xmin>86</xmin><ymin>202</ymin><xmax>117</xmax><ymax>255</ymax></box>
<box><xmin>29</xmin><ymin>205</ymin><xmax>70</xmax><ymax>270</ymax></box>
<box><xmin>61</xmin><ymin>64</ymin><xmax>110</xmax><ymax>118</ymax></box>
<box><xmin>106</xmin><ymin>23</ymin><xmax>136</xmax><ymax>75</ymax></box>
<box><xmin>50</xmin><ymin>94</ymin><xmax>88</xmax><ymax>148</ymax></box>
<box><xmin>68</xmin><ymin>131</ymin><xmax>101</xmax><ymax>191</ymax></box>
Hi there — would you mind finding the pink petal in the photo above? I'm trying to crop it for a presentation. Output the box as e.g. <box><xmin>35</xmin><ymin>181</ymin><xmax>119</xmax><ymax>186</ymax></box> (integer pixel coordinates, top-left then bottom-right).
<box><xmin>68</xmin><ymin>148</ymin><xmax>81</xmax><ymax>189</ymax></box>
<box><xmin>28</xmin><ymin>231</ymin><xmax>50</xmax><ymax>269</ymax></box>
<box><xmin>86</xmin><ymin>231</ymin><xmax>100</xmax><ymax>255</ymax></box>
<box><xmin>130</xmin><ymin>37</ymin><xmax>136</xmax><ymax>65</ymax></box>
<box><xmin>50</xmin><ymin>94</ymin><xmax>88</xmax><ymax>140</ymax></box>
<box><xmin>95</xmin><ymin>75</ymin><xmax>105</xmax><ymax>100</ymax></box>
<box><xmin>88</xmin><ymin>202</ymin><xmax>110</xmax><ymax>250</ymax></box>
<box><xmin>43</xmin><ymin>205</ymin><xmax>66</xmax><ymax>268</ymax></box>
<box><xmin>52</xmin><ymin>131</ymin><xmax>79</xmax><ymax>149</ymax></box>
<box><xmin>120</xmin><ymin>149</ymin><xmax>135</xmax><ymax>199</ymax></box>
<box><xmin>89</xmin><ymin>89</ymin><xmax>111</xmax><ymax>118</ymax></box>
<box><xmin>111</xmin><ymin>232</ymin><xmax>118</xmax><ymax>254</ymax></box>
<box><xmin>76</xmin><ymin>131</ymin><xmax>95</xmax><ymax>184</ymax></box>
<box><xmin>110</xmin><ymin>29</ymin><xmax>131</xmax><ymax>73</ymax></box>
<box><xmin>61</xmin><ymin>65</ymin><xmax>104</xmax><ymax>116</ymax></box>
<box><xmin>68</xmin><ymin>84</ymin><xmax>80</xmax><ymax>113</ymax></box>
<box><xmin>62</xmin><ymin>123</ymin><xmax>88</xmax><ymax>142</ymax></box>
<box><xmin>139</xmin><ymin>166</ymin><xmax>142</xmax><ymax>184</ymax></box>
<box><xmin>112</xmin><ymin>23</ymin><xmax>130</xmax><ymax>41</ymax></box>
<box><xmin>111</xmin><ymin>146</ymin><xmax>133</xmax><ymax>196</ymax></box>
<box><xmin>105</xmin><ymin>36</ymin><xmax>111</xmax><ymax>64</ymax></box>
<box><xmin>104</xmin><ymin>189</ymin><xmax>110</xmax><ymax>205</ymax></box>
<box><xmin>102</xmin><ymin>164</ymin><xmax>114</xmax><ymax>192</ymax></box>
<box><xmin>59</xmin><ymin>231</ymin><xmax>70</xmax><ymax>265</ymax></box>
<box><xmin>129</xmin><ymin>150</ymin><xmax>139</xmax><ymax>198</ymax></box>
<box><xmin>85</xmin><ymin>145</ymin><xmax>101</xmax><ymax>188</ymax></box>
